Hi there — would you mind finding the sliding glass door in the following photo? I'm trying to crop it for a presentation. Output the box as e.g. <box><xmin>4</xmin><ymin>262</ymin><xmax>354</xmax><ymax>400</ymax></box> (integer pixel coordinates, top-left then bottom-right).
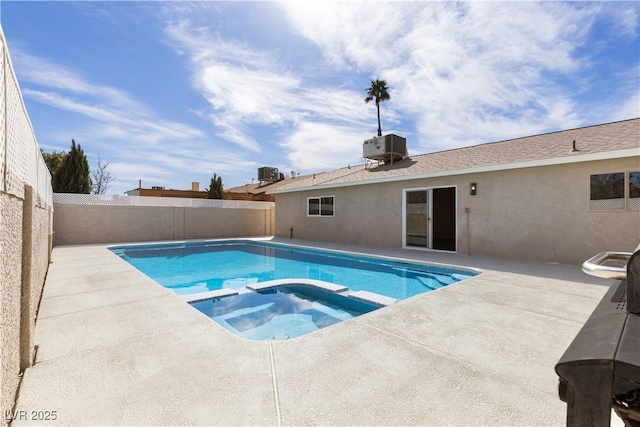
<box><xmin>404</xmin><ymin>187</ymin><xmax>456</xmax><ymax>251</ymax></box>
<box><xmin>405</xmin><ymin>190</ymin><xmax>429</xmax><ymax>247</ymax></box>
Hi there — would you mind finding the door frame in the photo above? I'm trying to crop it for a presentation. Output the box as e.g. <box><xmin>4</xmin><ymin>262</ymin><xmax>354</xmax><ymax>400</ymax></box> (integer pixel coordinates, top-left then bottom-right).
<box><xmin>402</xmin><ymin>185</ymin><xmax>458</xmax><ymax>252</ymax></box>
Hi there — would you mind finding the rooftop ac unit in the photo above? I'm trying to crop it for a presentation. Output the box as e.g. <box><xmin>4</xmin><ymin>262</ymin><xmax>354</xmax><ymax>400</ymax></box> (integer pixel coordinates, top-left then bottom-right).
<box><xmin>363</xmin><ymin>134</ymin><xmax>407</xmax><ymax>163</ymax></box>
<box><xmin>258</xmin><ymin>166</ymin><xmax>279</xmax><ymax>183</ymax></box>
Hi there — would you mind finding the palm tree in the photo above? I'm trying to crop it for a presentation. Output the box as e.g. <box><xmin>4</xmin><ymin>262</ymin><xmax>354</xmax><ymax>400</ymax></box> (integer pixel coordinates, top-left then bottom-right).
<box><xmin>365</xmin><ymin>79</ymin><xmax>391</xmax><ymax>137</ymax></box>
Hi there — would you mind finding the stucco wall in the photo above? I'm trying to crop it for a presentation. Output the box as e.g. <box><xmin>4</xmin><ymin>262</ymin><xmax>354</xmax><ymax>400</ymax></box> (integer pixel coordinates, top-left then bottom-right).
<box><xmin>276</xmin><ymin>182</ymin><xmax>404</xmax><ymax>247</ymax></box>
<box><xmin>1</xmin><ymin>194</ymin><xmax>23</xmax><ymax>422</ymax></box>
<box><xmin>53</xmin><ymin>205</ymin><xmax>275</xmax><ymax>245</ymax></box>
<box><xmin>0</xmin><ymin>190</ymin><xmax>52</xmax><ymax>426</ymax></box>
<box><xmin>274</xmin><ymin>157</ymin><xmax>640</xmax><ymax>265</ymax></box>
<box><xmin>20</xmin><ymin>191</ymin><xmax>52</xmax><ymax>368</ymax></box>
<box><xmin>460</xmin><ymin>158</ymin><xmax>640</xmax><ymax>264</ymax></box>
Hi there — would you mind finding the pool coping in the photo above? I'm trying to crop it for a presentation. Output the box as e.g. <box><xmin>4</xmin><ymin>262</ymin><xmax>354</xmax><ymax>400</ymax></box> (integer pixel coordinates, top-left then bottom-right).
<box><xmin>347</xmin><ymin>290</ymin><xmax>397</xmax><ymax>306</ymax></box>
<box><xmin>183</xmin><ymin>279</ymin><xmax>397</xmax><ymax>332</ymax></box>
<box><xmin>180</xmin><ymin>288</ymin><xmax>239</xmax><ymax>303</ymax></box>
<box><xmin>14</xmin><ymin>237</ymin><xmax>623</xmax><ymax>426</ymax></box>
<box><xmin>247</xmin><ymin>278</ymin><xmax>349</xmax><ymax>294</ymax></box>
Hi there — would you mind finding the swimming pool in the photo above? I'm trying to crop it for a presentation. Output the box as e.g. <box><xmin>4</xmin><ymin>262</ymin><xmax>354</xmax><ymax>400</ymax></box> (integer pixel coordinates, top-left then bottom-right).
<box><xmin>110</xmin><ymin>240</ymin><xmax>478</xmax><ymax>340</ymax></box>
<box><xmin>110</xmin><ymin>240</ymin><xmax>477</xmax><ymax>300</ymax></box>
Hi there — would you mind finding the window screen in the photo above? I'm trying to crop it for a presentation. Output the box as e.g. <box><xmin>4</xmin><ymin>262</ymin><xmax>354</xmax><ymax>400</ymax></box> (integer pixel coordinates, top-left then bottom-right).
<box><xmin>590</xmin><ymin>173</ymin><xmax>625</xmax><ymax>210</ymax></box>
<box><xmin>630</xmin><ymin>171</ymin><xmax>640</xmax><ymax>211</ymax></box>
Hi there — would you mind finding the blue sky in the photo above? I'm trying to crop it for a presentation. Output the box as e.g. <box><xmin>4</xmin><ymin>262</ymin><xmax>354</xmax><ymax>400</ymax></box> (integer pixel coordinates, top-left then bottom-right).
<box><xmin>2</xmin><ymin>1</ymin><xmax>638</xmax><ymax>194</ymax></box>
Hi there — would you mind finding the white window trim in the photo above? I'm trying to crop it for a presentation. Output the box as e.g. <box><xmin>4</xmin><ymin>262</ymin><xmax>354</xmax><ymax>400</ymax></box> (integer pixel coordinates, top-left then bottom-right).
<box><xmin>307</xmin><ymin>195</ymin><xmax>335</xmax><ymax>217</ymax></box>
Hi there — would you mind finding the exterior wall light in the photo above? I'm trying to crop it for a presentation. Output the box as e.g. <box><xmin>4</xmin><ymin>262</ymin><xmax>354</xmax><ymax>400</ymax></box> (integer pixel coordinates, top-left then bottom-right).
<box><xmin>470</xmin><ymin>182</ymin><xmax>477</xmax><ymax>196</ymax></box>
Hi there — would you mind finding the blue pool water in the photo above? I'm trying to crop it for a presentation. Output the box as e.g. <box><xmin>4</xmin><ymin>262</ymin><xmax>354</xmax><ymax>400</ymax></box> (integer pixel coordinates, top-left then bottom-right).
<box><xmin>110</xmin><ymin>240</ymin><xmax>476</xmax><ymax>300</ymax></box>
<box><xmin>191</xmin><ymin>285</ymin><xmax>378</xmax><ymax>341</ymax></box>
<box><xmin>111</xmin><ymin>240</ymin><xmax>477</xmax><ymax>340</ymax></box>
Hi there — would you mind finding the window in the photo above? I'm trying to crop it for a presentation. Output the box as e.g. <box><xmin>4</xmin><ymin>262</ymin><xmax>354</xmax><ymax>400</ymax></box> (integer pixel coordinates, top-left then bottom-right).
<box><xmin>590</xmin><ymin>173</ymin><xmax>624</xmax><ymax>210</ymax></box>
<box><xmin>307</xmin><ymin>196</ymin><xmax>334</xmax><ymax>217</ymax></box>
<box><xmin>589</xmin><ymin>172</ymin><xmax>639</xmax><ymax>211</ymax></box>
<box><xmin>630</xmin><ymin>171</ymin><xmax>640</xmax><ymax>211</ymax></box>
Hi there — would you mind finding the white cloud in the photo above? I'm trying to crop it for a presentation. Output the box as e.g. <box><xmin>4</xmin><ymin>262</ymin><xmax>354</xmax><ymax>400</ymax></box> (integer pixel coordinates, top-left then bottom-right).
<box><xmin>165</xmin><ymin>19</ymin><xmax>304</xmax><ymax>151</ymax></box>
<box><xmin>162</xmin><ymin>1</ymin><xmax>638</xmax><ymax>177</ymax></box>
<box><xmin>197</xmin><ymin>63</ymin><xmax>299</xmax><ymax>125</ymax></box>
<box><xmin>279</xmin><ymin>1</ymin><xmax>632</xmax><ymax>149</ymax></box>
<box><xmin>13</xmin><ymin>47</ymin><xmax>208</xmax><ymax>148</ymax></box>
<box><xmin>108</xmin><ymin>162</ymin><xmax>173</xmax><ymax>190</ymax></box>
<box><xmin>163</xmin><ymin>17</ymin><xmax>379</xmax><ymax>159</ymax></box>
<box><xmin>280</xmin><ymin>121</ymin><xmax>371</xmax><ymax>171</ymax></box>
<box><xmin>599</xmin><ymin>2</ymin><xmax>639</xmax><ymax>37</ymax></box>
<box><xmin>23</xmin><ymin>88</ymin><xmax>205</xmax><ymax>144</ymax></box>
<box><xmin>280</xmin><ymin>1</ymin><xmax>419</xmax><ymax>71</ymax></box>
<box><xmin>615</xmin><ymin>93</ymin><xmax>640</xmax><ymax>122</ymax></box>
<box><xmin>12</xmin><ymin>49</ymin><xmax>151</xmax><ymax>115</ymax></box>
<box><xmin>13</xmin><ymin>48</ymin><xmax>230</xmax><ymax>193</ymax></box>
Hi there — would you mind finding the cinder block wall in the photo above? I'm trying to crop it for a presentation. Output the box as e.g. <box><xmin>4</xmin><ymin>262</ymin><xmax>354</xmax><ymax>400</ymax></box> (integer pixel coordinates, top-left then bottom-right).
<box><xmin>1</xmin><ymin>26</ymin><xmax>54</xmax><ymax>426</ymax></box>
<box><xmin>1</xmin><ymin>193</ymin><xmax>24</xmax><ymax>424</ymax></box>
<box><xmin>1</xmin><ymin>192</ymin><xmax>52</xmax><ymax>427</ymax></box>
<box><xmin>53</xmin><ymin>204</ymin><xmax>275</xmax><ymax>245</ymax></box>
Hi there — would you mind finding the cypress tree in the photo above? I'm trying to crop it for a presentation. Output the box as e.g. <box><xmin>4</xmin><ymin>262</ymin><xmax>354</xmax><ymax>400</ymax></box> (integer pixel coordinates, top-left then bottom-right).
<box><xmin>53</xmin><ymin>139</ymin><xmax>92</xmax><ymax>193</ymax></box>
<box><xmin>207</xmin><ymin>173</ymin><xmax>226</xmax><ymax>199</ymax></box>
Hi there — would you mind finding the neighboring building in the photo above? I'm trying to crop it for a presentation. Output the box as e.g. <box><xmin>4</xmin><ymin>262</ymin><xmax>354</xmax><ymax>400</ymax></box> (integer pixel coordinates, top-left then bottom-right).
<box><xmin>226</xmin><ymin>182</ymin><xmax>276</xmax><ymax>202</ymax></box>
<box><xmin>125</xmin><ymin>181</ymin><xmax>208</xmax><ymax>199</ymax></box>
<box><xmin>226</xmin><ymin>173</ymin><xmax>312</xmax><ymax>202</ymax></box>
<box><xmin>268</xmin><ymin>118</ymin><xmax>640</xmax><ymax>265</ymax></box>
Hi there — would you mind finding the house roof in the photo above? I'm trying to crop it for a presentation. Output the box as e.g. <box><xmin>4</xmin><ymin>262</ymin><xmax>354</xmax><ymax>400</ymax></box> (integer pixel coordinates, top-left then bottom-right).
<box><xmin>269</xmin><ymin>118</ymin><xmax>640</xmax><ymax>194</ymax></box>
<box><xmin>226</xmin><ymin>173</ymin><xmax>314</xmax><ymax>195</ymax></box>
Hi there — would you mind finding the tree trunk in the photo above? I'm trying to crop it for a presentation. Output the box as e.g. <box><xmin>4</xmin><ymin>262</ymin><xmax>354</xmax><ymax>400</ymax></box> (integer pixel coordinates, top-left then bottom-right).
<box><xmin>376</xmin><ymin>100</ymin><xmax>382</xmax><ymax>136</ymax></box>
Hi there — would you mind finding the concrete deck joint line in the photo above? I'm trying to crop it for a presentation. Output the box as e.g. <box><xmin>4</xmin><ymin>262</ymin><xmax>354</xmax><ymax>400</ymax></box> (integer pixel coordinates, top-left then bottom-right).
<box><xmin>441</xmin><ymin>287</ymin><xmax>590</xmax><ymax>325</ymax></box>
<box><xmin>357</xmin><ymin>318</ymin><xmax>558</xmax><ymax>397</ymax></box>
<box><xmin>41</xmin><ymin>282</ymin><xmax>155</xmax><ymax>299</ymax></box>
<box><xmin>33</xmin><ymin>320</ymin><xmax>209</xmax><ymax>367</ymax></box>
<box><xmin>269</xmin><ymin>342</ymin><xmax>282</xmax><ymax>427</ymax></box>
<box><xmin>36</xmin><ymin>292</ymin><xmax>173</xmax><ymax>320</ymax></box>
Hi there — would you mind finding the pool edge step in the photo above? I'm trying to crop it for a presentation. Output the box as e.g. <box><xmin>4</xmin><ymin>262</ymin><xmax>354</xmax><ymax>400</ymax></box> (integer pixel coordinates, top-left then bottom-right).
<box><xmin>247</xmin><ymin>279</ymin><xmax>348</xmax><ymax>294</ymax></box>
<box><xmin>181</xmin><ymin>288</ymin><xmax>239</xmax><ymax>303</ymax></box>
<box><xmin>348</xmin><ymin>290</ymin><xmax>397</xmax><ymax>307</ymax></box>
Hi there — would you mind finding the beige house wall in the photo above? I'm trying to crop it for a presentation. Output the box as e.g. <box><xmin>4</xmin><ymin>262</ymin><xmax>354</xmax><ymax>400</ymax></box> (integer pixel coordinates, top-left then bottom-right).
<box><xmin>274</xmin><ymin>157</ymin><xmax>640</xmax><ymax>265</ymax></box>
<box><xmin>53</xmin><ymin>205</ymin><xmax>275</xmax><ymax>245</ymax></box>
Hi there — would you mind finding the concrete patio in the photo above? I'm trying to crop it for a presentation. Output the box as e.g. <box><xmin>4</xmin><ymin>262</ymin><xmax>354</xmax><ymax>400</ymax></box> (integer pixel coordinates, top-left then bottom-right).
<box><xmin>12</xmin><ymin>238</ymin><xmax>619</xmax><ymax>426</ymax></box>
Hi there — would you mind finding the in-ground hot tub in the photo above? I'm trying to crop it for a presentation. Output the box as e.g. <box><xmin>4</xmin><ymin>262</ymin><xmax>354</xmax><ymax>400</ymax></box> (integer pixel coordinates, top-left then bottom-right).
<box><xmin>190</xmin><ymin>284</ymin><xmax>380</xmax><ymax>341</ymax></box>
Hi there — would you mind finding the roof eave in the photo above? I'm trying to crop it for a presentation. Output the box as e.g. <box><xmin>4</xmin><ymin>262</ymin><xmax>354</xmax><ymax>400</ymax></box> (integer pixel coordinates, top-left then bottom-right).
<box><xmin>268</xmin><ymin>148</ymin><xmax>640</xmax><ymax>195</ymax></box>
